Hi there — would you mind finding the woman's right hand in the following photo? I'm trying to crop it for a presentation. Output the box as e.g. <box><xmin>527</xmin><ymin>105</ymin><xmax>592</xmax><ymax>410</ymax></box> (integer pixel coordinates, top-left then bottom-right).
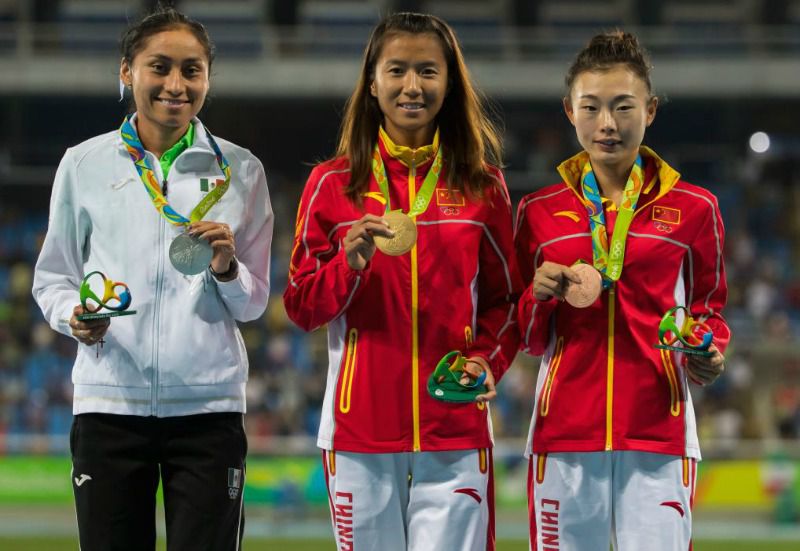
<box><xmin>343</xmin><ymin>214</ymin><xmax>394</xmax><ymax>270</ymax></box>
<box><xmin>69</xmin><ymin>305</ymin><xmax>110</xmax><ymax>345</ymax></box>
<box><xmin>532</xmin><ymin>261</ymin><xmax>582</xmax><ymax>302</ymax></box>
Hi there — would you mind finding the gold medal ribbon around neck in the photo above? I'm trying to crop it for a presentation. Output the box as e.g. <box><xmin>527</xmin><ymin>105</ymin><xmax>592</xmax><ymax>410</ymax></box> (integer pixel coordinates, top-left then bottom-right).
<box><xmin>371</xmin><ymin>131</ymin><xmax>443</xmax><ymax>218</ymax></box>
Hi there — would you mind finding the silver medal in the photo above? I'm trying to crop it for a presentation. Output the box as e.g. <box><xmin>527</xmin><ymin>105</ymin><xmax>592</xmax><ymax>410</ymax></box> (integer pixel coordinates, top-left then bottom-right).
<box><xmin>169</xmin><ymin>233</ymin><xmax>213</xmax><ymax>275</ymax></box>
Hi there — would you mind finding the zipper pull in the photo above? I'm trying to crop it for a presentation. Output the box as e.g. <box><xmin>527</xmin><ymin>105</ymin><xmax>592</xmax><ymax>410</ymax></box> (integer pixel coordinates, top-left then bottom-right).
<box><xmin>162</xmin><ymin>179</ymin><xmax>168</xmax><ymax>197</ymax></box>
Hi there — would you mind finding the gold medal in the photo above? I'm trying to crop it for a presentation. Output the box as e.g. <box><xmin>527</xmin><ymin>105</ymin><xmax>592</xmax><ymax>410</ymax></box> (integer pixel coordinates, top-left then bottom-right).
<box><xmin>374</xmin><ymin>211</ymin><xmax>417</xmax><ymax>256</ymax></box>
<box><xmin>564</xmin><ymin>263</ymin><xmax>603</xmax><ymax>308</ymax></box>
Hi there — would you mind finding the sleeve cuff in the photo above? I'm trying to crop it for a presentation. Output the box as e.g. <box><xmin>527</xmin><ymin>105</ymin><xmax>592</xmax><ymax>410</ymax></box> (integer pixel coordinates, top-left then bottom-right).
<box><xmin>211</xmin><ymin>259</ymin><xmax>251</xmax><ymax>300</ymax></box>
<box><xmin>210</xmin><ymin>257</ymin><xmax>239</xmax><ymax>282</ymax></box>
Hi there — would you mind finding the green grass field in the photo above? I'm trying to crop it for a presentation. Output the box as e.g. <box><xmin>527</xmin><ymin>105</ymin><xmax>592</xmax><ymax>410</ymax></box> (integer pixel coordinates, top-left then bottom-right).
<box><xmin>1</xmin><ymin>538</ymin><xmax>798</xmax><ymax>550</ymax></box>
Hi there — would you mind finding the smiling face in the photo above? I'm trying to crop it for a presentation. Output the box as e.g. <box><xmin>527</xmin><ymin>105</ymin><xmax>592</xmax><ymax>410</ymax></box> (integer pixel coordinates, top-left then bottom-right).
<box><xmin>369</xmin><ymin>31</ymin><xmax>448</xmax><ymax>148</ymax></box>
<box><xmin>564</xmin><ymin>64</ymin><xmax>657</xmax><ymax>173</ymax></box>
<box><xmin>120</xmin><ymin>27</ymin><xmax>209</xmax><ymax>143</ymax></box>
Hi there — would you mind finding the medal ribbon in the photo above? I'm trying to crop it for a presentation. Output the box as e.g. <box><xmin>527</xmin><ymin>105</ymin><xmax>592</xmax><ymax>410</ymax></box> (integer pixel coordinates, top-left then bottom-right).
<box><xmin>120</xmin><ymin>114</ymin><xmax>231</xmax><ymax>226</ymax></box>
<box><xmin>580</xmin><ymin>154</ymin><xmax>644</xmax><ymax>286</ymax></box>
<box><xmin>371</xmin><ymin>139</ymin><xmax>443</xmax><ymax>217</ymax></box>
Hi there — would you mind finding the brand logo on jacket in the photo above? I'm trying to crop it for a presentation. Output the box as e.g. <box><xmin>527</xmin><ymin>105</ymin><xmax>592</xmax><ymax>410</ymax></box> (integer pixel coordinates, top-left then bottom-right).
<box><xmin>362</xmin><ymin>191</ymin><xmax>387</xmax><ymax>206</ymax></box>
<box><xmin>112</xmin><ymin>178</ymin><xmax>134</xmax><ymax>191</ymax></box>
<box><xmin>540</xmin><ymin>498</ymin><xmax>560</xmax><ymax>550</ymax></box>
<box><xmin>334</xmin><ymin>492</ymin><xmax>354</xmax><ymax>550</ymax></box>
<box><xmin>436</xmin><ymin>188</ymin><xmax>465</xmax><ymax>207</ymax></box>
<box><xmin>227</xmin><ymin>467</ymin><xmax>242</xmax><ymax>500</ymax></box>
<box><xmin>553</xmin><ymin>210</ymin><xmax>581</xmax><ymax>223</ymax></box>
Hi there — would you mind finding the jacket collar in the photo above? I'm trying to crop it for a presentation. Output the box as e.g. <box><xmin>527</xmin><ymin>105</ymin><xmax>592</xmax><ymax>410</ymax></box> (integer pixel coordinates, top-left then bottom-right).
<box><xmin>556</xmin><ymin>145</ymin><xmax>681</xmax><ymax>206</ymax></box>
<box><xmin>117</xmin><ymin>114</ymin><xmax>218</xmax><ymax>167</ymax></box>
<box><xmin>378</xmin><ymin>126</ymin><xmax>440</xmax><ymax>167</ymax></box>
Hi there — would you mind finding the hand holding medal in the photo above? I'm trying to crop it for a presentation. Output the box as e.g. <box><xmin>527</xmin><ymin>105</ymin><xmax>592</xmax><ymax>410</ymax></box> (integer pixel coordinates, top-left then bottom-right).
<box><xmin>564</xmin><ymin>263</ymin><xmax>603</xmax><ymax>308</ymax></box>
<box><xmin>533</xmin><ymin>261</ymin><xmax>596</xmax><ymax>305</ymax></box>
<box><xmin>533</xmin><ymin>156</ymin><xmax>647</xmax><ymax>307</ymax></box>
<box><xmin>184</xmin><ymin>221</ymin><xmax>237</xmax><ymax>279</ymax></box>
<box><xmin>343</xmin><ymin>214</ymin><xmax>394</xmax><ymax>270</ymax></box>
<box><xmin>373</xmin><ymin>211</ymin><xmax>417</xmax><ymax>256</ymax></box>
<box><xmin>367</xmin><ymin>135</ymin><xmax>444</xmax><ymax>258</ymax></box>
<box><xmin>120</xmin><ymin>115</ymin><xmax>232</xmax><ymax>276</ymax></box>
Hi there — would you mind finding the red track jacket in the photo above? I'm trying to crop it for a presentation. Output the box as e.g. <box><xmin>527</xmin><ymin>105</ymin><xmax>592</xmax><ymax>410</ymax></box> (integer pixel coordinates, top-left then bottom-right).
<box><xmin>285</xmin><ymin>132</ymin><xmax>521</xmax><ymax>453</ymax></box>
<box><xmin>516</xmin><ymin>147</ymin><xmax>729</xmax><ymax>459</ymax></box>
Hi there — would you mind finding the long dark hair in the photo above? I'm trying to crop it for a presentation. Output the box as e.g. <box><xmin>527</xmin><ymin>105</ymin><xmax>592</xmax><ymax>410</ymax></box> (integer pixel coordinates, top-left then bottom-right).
<box><xmin>336</xmin><ymin>12</ymin><xmax>503</xmax><ymax>204</ymax></box>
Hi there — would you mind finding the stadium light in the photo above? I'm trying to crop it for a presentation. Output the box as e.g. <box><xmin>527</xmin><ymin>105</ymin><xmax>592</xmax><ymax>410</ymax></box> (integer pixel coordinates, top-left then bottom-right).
<box><xmin>749</xmin><ymin>131</ymin><xmax>770</xmax><ymax>154</ymax></box>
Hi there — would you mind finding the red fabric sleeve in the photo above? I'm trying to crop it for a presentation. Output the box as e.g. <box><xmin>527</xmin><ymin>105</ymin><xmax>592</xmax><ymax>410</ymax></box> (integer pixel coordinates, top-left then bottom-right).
<box><xmin>687</xmin><ymin>191</ymin><xmax>730</xmax><ymax>353</ymax></box>
<box><xmin>283</xmin><ymin>165</ymin><xmax>370</xmax><ymax>332</ymax></box>
<box><xmin>514</xmin><ymin>196</ymin><xmax>558</xmax><ymax>356</ymax></box>
<box><xmin>467</xmin><ymin>172</ymin><xmax>523</xmax><ymax>381</ymax></box>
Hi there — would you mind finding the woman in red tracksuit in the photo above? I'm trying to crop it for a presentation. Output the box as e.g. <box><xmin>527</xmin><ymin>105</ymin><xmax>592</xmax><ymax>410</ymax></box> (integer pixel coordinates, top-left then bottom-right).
<box><xmin>516</xmin><ymin>31</ymin><xmax>730</xmax><ymax>551</ymax></box>
<box><xmin>283</xmin><ymin>12</ymin><xmax>520</xmax><ymax>551</ymax></box>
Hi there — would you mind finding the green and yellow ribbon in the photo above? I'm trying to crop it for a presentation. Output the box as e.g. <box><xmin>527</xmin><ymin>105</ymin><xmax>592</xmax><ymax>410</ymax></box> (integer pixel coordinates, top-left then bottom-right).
<box><xmin>120</xmin><ymin>114</ymin><xmax>231</xmax><ymax>226</ymax></box>
<box><xmin>580</xmin><ymin>154</ymin><xmax>644</xmax><ymax>287</ymax></box>
<box><xmin>371</xmin><ymin>133</ymin><xmax>443</xmax><ymax>218</ymax></box>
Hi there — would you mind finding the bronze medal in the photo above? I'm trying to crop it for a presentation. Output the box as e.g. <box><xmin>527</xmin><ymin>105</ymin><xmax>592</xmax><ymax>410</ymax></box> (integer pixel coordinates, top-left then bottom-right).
<box><xmin>564</xmin><ymin>263</ymin><xmax>603</xmax><ymax>308</ymax></box>
<box><xmin>374</xmin><ymin>211</ymin><xmax>417</xmax><ymax>256</ymax></box>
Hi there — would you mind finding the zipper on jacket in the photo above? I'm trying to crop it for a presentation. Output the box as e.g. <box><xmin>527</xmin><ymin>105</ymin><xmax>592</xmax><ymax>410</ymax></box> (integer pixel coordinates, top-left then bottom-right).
<box><xmin>409</xmin><ymin>163</ymin><xmax>421</xmax><ymax>452</ymax></box>
<box><xmin>605</xmin><ymin>283</ymin><xmax>616</xmax><ymax>451</ymax></box>
<box><xmin>151</xmin><ymin>158</ymin><xmax>167</xmax><ymax>415</ymax></box>
<box><xmin>162</xmin><ymin>178</ymin><xmax>168</xmax><ymax>197</ymax></box>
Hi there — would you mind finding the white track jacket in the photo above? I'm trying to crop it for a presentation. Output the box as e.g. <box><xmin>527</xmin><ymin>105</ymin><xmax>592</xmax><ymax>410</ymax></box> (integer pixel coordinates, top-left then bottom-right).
<box><xmin>33</xmin><ymin>117</ymin><xmax>273</xmax><ymax>417</ymax></box>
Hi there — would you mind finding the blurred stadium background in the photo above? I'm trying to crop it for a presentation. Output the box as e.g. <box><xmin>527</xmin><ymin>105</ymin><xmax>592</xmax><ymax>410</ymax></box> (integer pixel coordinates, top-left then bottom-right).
<box><xmin>1</xmin><ymin>0</ymin><xmax>800</xmax><ymax>549</ymax></box>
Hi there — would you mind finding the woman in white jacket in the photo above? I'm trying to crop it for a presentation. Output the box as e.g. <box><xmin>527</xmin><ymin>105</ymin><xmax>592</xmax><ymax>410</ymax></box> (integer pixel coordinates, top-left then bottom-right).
<box><xmin>31</xmin><ymin>6</ymin><xmax>272</xmax><ymax>550</ymax></box>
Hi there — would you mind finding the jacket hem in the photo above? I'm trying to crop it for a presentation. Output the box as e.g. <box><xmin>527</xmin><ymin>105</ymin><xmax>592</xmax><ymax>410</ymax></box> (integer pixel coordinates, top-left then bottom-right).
<box><xmin>317</xmin><ymin>435</ymin><xmax>493</xmax><ymax>453</ymax></box>
<box><xmin>73</xmin><ymin>382</ymin><xmax>246</xmax><ymax>417</ymax></box>
<box><xmin>528</xmin><ymin>438</ymin><xmax>698</xmax><ymax>459</ymax></box>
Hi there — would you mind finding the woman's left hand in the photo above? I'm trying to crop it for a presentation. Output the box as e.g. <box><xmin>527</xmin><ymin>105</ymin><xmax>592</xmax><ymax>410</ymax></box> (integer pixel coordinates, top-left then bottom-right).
<box><xmin>464</xmin><ymin>357</ymin><xmax>497</xmax><ymax>403</ymax></box>
<box><xmin>685</xmin><ymin>344</ymin><xmax>725</xmax><ymax>386</ymax></box>
<box><xmin>189</xmin><ymin>221</ymin><xmax>236</xmax><ymax>274</ymax></box>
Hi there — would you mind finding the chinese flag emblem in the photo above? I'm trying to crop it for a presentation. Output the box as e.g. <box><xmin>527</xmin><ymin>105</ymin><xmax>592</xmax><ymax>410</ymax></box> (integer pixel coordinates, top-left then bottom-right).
<box><xmin>436</xmin><ymin>188</ymin><xmax>465</xmax><ymax>207</ymax></box>
<box><xmin>652</xmin><ymin>206</ymin><xmax>681</xmax><ymax>225</ymax></box>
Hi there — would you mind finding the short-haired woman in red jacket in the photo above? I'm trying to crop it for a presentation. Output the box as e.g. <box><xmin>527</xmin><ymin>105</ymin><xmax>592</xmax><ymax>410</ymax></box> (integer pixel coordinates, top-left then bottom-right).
<box><xmin>516</xmin><ymin>31</ymin><xmax>730</xmax><ymax>551</ymax></box>
<box><xmin>284</xmin><ymin>12</ymin><xmax>520</xmax><ymax>551</ymax></box>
